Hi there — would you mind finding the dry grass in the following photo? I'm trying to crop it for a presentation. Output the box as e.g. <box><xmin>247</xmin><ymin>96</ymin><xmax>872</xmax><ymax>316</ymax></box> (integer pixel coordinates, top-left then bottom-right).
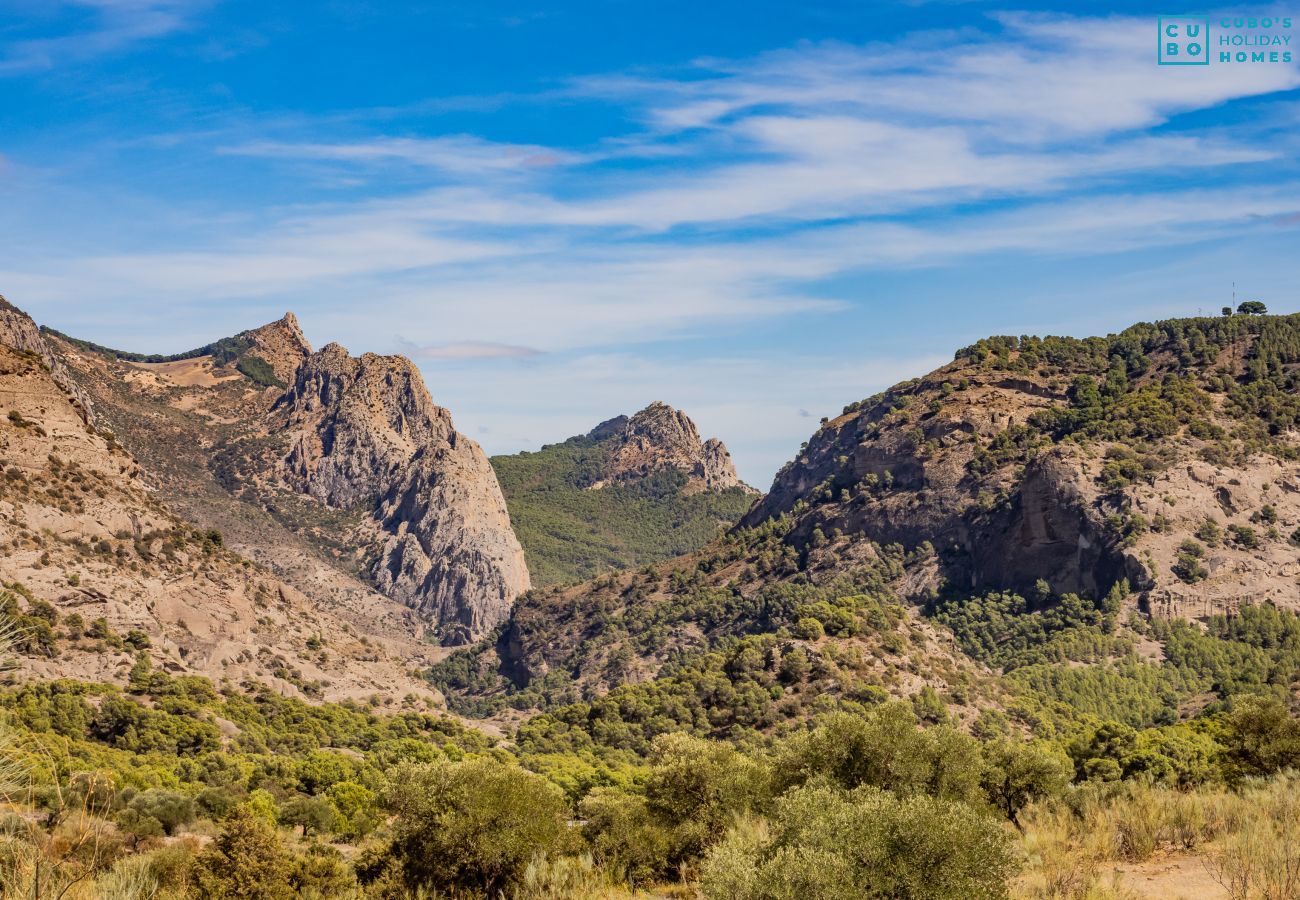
<box><xmin>1016</xmin><ymin>776</ymin><xmax>1300</xmax><ymax>900</ymax></box>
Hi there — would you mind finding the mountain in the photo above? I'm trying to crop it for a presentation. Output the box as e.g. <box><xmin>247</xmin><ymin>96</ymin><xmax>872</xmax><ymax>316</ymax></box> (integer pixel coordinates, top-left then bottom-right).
<box><xmin>11</xmin><ymin>302</ymin><xmax>1300</xmax><ymax>900</ymax></box>
<box><xmin>437</xmin><ymin>312</ymin><xmax>1300</xmax><ymax>737</ymax></box>
<box><xmin>274</xmin><ymin>342</ymin><xmax>529</xmax><ymax>642</ymax></box>
<box><xmin>744</xmin><ymin>315</ymin><xmax>1300</xmax><ymax>618</ymax></box>
<box><xmin>587</xmin><ymin>401</ymin><xmax>750</xmax><ymax>493</ymax></box>
<box><xmin>0</xmin><ymin>299</ymin><xmax>436</xmax><ymax>700</ymax></box>
<box><xmin>489</xmin><ymin>402</ymin><xmax>757</xmax><ymax>586</ymax></box>
<box><xmin>41</xmin><ymin>309</ymin><xmax>528</xmax><ymax>645</ymax></box>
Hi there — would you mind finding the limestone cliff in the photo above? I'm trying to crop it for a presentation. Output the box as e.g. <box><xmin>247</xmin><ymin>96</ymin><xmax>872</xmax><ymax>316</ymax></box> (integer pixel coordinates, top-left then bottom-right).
<box><xmin>276</xmin><ymin>344</ymin><xmax>530</xmax><ymax>643</ymax></box>
<box><xmin>590</xmin><ymin>401</ymin><xmax>754</xmax><ymax>494</ymax></box>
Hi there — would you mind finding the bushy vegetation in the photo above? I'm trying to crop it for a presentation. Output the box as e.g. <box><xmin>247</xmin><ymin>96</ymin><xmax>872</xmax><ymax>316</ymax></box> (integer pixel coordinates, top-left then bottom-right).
<box><xmin>6</xmin><ymin>667</ymin><xmax>1299</xmax><ymax>899</ymax></box>
<box><xmin>42</xmin><ymin>327</ymin><xmax>286</xmax><ymax>387</ymax></box>
<box><xmin>8</xmin><ymin>566</ymin><xmax>1300</xmax><ymax>900</ymax></box>
<box><xmin>956</xmin><ymin>313</ymin><xmax>1300</xmax><ymax>465</ymax></box>
<box><xmin>234</xmin><ymin>354</ymin><xmax>286</xmax><ymax>389</ymax></box>
<box><xmin>16</xmin><ymin>312</ymin><xmax>1300</xmax><ymax>897</ymax></box>
<box><xmin>490</xmin><ymin>432</ymin><xmax>754</xmax><ymax>586</ymax></box>
<box><xmin>432</xmin><ymin>536</ymin><xmax>920</xmax><ymax>717</ymax></box>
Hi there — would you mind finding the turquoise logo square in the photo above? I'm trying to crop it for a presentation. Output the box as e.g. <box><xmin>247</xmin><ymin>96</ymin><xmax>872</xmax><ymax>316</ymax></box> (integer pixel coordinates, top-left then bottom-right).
<box><xmin>1159</xmin><ymin>15</ymin><xmax>1211</xmax><ymax>64</ymax></box>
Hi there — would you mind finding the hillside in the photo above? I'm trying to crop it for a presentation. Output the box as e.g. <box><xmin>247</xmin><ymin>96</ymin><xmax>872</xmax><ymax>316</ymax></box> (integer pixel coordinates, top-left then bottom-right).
<box><xmin>746</xmin><ymin>313</ymin><xmax>1300</xmax><ymax>617</ymax></box>
<box><xmin>438</xmin><ymin>312</ymin><xmax>1300</xmax><ymax>742</ymax></box>
<box><xmin>490</xmin><ymin>402</ymin><xmax>757</xmax><ymax>586</ymax></box>
<box><xmin>0</xmin><ymin>299</ymin><xmax>438</xmax><ymax>701</ymax></box>
<box><xmin>10</xmin><ymin>305</ymin><xmax>1300</xmax><ymax>900</ymax></box>
<box><xmin>43</xmin><ymin>311</ymin><xmax>528</xmax><ymax>645</ymax></box>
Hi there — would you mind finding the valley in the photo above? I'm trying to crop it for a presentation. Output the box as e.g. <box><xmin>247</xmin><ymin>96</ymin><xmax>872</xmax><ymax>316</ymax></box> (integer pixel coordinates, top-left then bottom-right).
<box><xmin>4</xmin><ymin>297</ymin><xmax>1300</xmax><ymax>899</ymax></box>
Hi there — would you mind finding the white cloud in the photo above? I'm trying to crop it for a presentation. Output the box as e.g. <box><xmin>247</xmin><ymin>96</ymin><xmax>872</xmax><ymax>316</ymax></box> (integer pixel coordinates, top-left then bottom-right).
<box><xmin>5</xmin><ymin>10</ymin><xmax>1300</xmax><ymax>480</ymax></box>
<box><xmin>402</xmin><ymin>340</ymin><xmax>544</xmax><ymax>360</ymax></box>
<box><xmin>0</xmin><ymin>0</ymin><xmax>202</xmax><ymax>73</ymax></box>
<box><xmin>220</xmin><ymin>135</ymin><xmax>588</xmax><ymax>175</ymax></box>
<box><xmin>578</xmin><ymin>14</ymin><xmax>1300</xmax><ymax>139</ymax></box>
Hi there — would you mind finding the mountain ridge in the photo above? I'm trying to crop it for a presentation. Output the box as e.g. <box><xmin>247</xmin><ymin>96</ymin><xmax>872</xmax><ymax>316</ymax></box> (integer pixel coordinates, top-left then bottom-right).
<box><xmin>39</xmin><ymin>307</ymin><xmax>529</xmax><ymax>646</ymax></box>
<box><xmin>0</xmin><ymin>299</ymin><xmax>439</xmax><ymax>701</ymax></box>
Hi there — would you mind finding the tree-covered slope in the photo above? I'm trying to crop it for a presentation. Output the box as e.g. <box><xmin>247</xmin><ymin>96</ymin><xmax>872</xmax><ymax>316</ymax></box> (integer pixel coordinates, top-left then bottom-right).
<box><xmin>490</xmin><ymin>406</ymin><xmax>756</xmax><ymax>586</ymax></box>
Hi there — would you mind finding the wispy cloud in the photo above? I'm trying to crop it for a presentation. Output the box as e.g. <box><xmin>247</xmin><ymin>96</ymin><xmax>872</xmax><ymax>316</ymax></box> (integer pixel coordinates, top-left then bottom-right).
<box><xmin>402</xmin><ymin>340</ymin><xmax>544</xmax><ymax>360</ymax></box>
<box><xmin>0</xmin><ymin>0</ymin><xmax>204</xmax><ymax>73</ymax></box>
<box><xmin>576</xmin><ymin>13</ymin><xmax>1299</xmax><ymax>138</ymax></box>
<box><xmin>221</xmin><ymin>135</ymin><xmax>588</xmax><ymax>175</ymax></box>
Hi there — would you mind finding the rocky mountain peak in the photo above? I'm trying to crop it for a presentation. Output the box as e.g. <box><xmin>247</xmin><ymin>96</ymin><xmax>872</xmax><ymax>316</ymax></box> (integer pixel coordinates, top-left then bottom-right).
<box><xmin>242</xmin><ymin>311</ymin><xmax>313</xmax><ymax>384</ymax></box>
<box><xmin>279</xmin><ymin>347</ymin><xmax>451</xmax><ymax>506</ymax></box>
<box><xmin>593</xmin><ymin>401</ymin><xmax>752</xmax><ymax>493</ymax></box>
<box><xmin>275</xmin><ymin>341</ymin><xmax>529</xmax><ymax>643</ymax></box>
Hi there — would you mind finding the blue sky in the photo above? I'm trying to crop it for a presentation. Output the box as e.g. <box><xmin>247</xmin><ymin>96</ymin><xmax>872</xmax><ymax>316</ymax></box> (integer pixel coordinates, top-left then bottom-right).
<box><xmin>2</xmin><ymin>1</ymin><xmax>1299</xmax><ymax>486</ymax></box>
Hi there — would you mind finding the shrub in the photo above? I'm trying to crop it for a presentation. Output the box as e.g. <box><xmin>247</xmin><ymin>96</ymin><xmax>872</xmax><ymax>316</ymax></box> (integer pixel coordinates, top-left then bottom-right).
<box><xmin>277</xmin><ymin>795</ymin><xmax>338</xmax><ymax>838</ymax></box>
<box><xmin>700</xmin><ymin>783</ymin><xmax>1017</xmax><ymax>900</ymax></box>
<box><xmin>579</xmin><ymin>788</ymin><xmax>672</xmax><ymax>888</ymax></box>
<box><xmin>646</xmin><ymin>732</ymin><xmax>769</xmax><ymax>865</ymax></box>
<box><xmin>771</xmin><ymin>705</ymin><xmax>983</xmax><ymax>806</ymax></box>
<box><xmin>382</xmin><ymin>758</ymin><xmax>573</xmax><ymax>896</ymax></box>
<box><xmin>129</xmin><ymin>789</ymin><xmax>196</xmax><ymax>836</ymax></box>
<box><xmin>192</xmin><ymin>808</ymin><xmax>294</xmax><ymax>900</ymax></box>
<box><xmin>1229</xmin><ymin>525</ymin><xmax>1260</xmax><ymax>550</ymax></box>
<box><xmin>980</xmin><ymin>739</ymin><xmax>1072</xmax><ymax>823</ymax></box>
<box><xmin>1222</xmin><ymin>695</ymin><xmax>1300</xmax><ymax>779</ymax></box>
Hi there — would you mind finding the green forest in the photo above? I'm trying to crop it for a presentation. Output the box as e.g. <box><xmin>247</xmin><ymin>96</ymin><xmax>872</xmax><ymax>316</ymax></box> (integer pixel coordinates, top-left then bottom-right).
<box><xmin>490</xmin><ymin>433</ymin><xmax>755</xmax><ymax>586</ymax></box>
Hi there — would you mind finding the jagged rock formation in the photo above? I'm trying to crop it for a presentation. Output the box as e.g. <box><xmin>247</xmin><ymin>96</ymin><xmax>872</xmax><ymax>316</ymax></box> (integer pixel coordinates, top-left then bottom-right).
<box><xmin>276</xmin><ymin>344</ymin><xmax>530</xmax><ymax>643</ymax></box>
<box><xmin>40</xmin><ymin>307</ymin><xmax>530</xmax><ymax>648</ymax></box>
<box><xmin>590</xmin><ymin>401</ymin><xmax>753</xmax><ymax>493</ymax></box>
<box><xmin>0</xmin><ymin>300</ymin><xmax>439</xmax><ymax>701</ymax></box>
<box><xmin>242</xmin><ymin>311</ymin><xmax>313</xmax><ymax>383</ymax></box>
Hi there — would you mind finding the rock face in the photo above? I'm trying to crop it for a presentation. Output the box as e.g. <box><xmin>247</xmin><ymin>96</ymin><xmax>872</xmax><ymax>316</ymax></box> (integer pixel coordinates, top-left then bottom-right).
<box><xmin>742</xmin><ymin>324</ymin><xmax>1300</xmax><ymax>618</ymax></box>
<box><xmin>0</xmin><ymin>295</ymin><xmax>97</xmax><ymax>427</ymax></box>
<box><xmin>276</xmin><ymin>343</ymin><xmax>530</xmax><ymax>643</ymax></box>
<box><xmin>591</xmin><ymin>401</ymin><xmax>753</xmax><ymax>493</ymax></box>
<box><xmin>242</xmin><ymin>312</ymin><xmax>313</xmax><ymax>383</ymax></box>
<box><xmin>739</xmin><ymin>364</ymin><xmax>1147</xmax><ymax>601</ymax></box>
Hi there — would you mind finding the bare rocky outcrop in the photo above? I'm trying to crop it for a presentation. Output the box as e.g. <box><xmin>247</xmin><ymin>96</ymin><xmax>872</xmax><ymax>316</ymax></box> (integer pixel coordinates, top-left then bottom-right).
<box><xmin>740</xmin><ymin>372</ymin><xmax>1125</xmax><ymax>598</ymax></box>
<box><xmin>276</xmin><ymin>344</ymin><xmax>530</xmax><ymax>643</ymax></box>
<box><xmin>0</xmin><ymin>295</ymin><xmax>98</xmax><ymax>427</ymax></box>
<box><xmin>242</xmin><ymin>311</ymin><xmax>313</xmax><ymax>383</ymax></box>
<box><xmin>591</xmin><ymin>401</ymin><xmax>754</xmax><ymax>493</ymax></box>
